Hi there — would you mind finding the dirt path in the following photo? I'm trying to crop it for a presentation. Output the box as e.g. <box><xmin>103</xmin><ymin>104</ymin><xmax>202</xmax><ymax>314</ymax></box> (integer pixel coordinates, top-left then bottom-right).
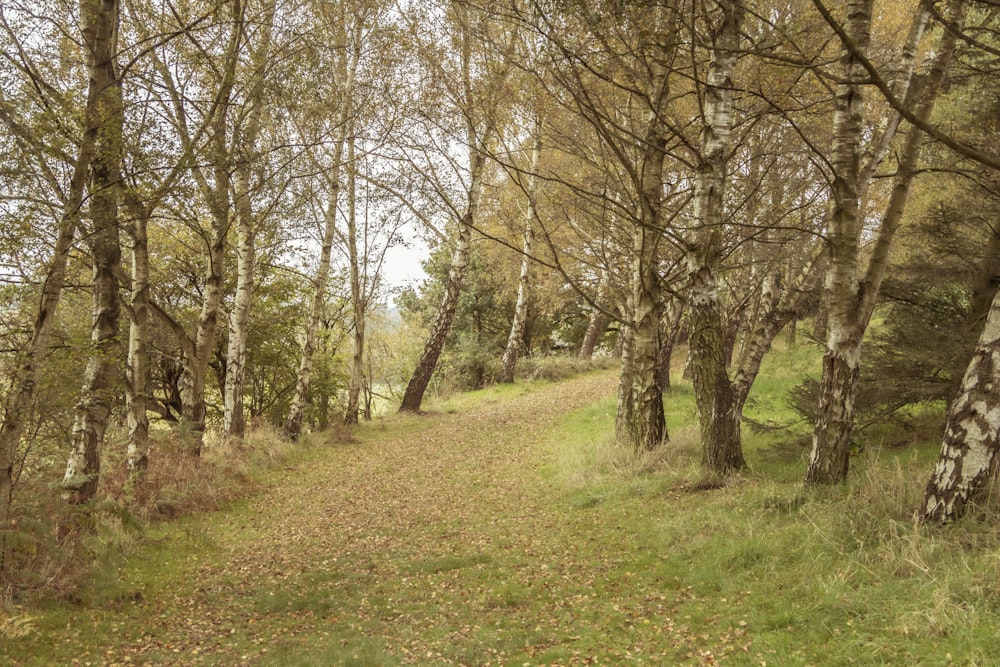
<box><xmin>25</xmin><ymin>370</ymin><xmax>714</xmax><ymax>666</ymax></box>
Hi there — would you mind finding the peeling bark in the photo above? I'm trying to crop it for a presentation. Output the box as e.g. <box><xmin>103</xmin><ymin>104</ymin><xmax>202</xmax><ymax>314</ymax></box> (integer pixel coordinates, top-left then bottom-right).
<box><xmin>498</xmin><ymin>123</ymin><xmax>541</xmax><ymax>385</ymax></box>
<box><xmin>686</xmin><ymin>0</ymin><xmax>744</xmax><ymax>474</ymax></box>
<box><xmin>61</xmin><ymin>0</ymin><xmax>124</xmax><ymax>504</ymax></box>
<box><xmin>923</xmin><ymin>285</ymin><xmax>1000</xmax><ymax>522</ymax></box>
<box><xmin>807</xmin><ymin>0</ymin><xmax>966</xmax><ymax>484</ymax></box>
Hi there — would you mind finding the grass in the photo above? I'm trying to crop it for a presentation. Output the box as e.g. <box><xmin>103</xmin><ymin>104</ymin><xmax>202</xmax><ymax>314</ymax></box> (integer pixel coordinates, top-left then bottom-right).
<box><xmin>4</xmin><ymin>347</ymin><xmax>1000</xmax><ymax>665</ymax></box>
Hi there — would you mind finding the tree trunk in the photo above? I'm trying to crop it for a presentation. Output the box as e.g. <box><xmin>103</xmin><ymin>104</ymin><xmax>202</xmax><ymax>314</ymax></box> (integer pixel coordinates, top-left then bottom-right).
<box><xmin>180</xmin><ymin>219</ymin><xmax>227</xmax><ymax>454</ymax></box>
<box><xmin>923</xmin><ymin>285</ymin><xmax>1000</xmax><ymax>522</ymax></box>
<box><xmin>399</xmin><ymin>211</ymin><xmax>475</xmax><ymax>412</ymax></box>
<box><xmin>399</xmin><ymin>143</ymin><xmax>487</xmax><ymax>412</ymax></box>
<box><xmin>344</xmin><ymin>131</ymin><xmax>365</xmax><ymax>425</ymax></box>
<box><xmin>61</xmin><ymin>0</ymin><xmax>123</xmax><ymax>505</ymax></box>
<box><xmin>806</xmin><ymin>0</ymin><xmax>965</xmax><ymax>484</ymax></box>
<box><xmin>285</xmin><ymin>161</ymin><xmax>343</xmax><ymax>439</ymax></box>
<box><xmin>0</xmin><ymin>118</ymin><xmax>93</xmax><ymax>524</ymax></box>
<box><xmin>224</xmin><ymin>166</ymin><xmax>255</xmax><ymax>438</ymax></box>
<box><xmin>497</xmin><ymin>223</ymin><xmax>533</xmax><ymax>383</ymax></box>
<box><xmin>498</xmin><ymin>121</ymin><xmax>541</xmax><ymax>384</ymax></box>
<box><xmin>686</xmin><ymin>0</ymin><xmax>744</xmax><ymax>475</ymax></box>
<box><xmin>579</xmin><ymin>270</ymin><xmax>610</xmax><ymax>361</ymax></box>
<box><xmin>615</xmin><ymin>241</ymin><xmax>666</xmax><ymax>451</ymax></box>
<box><xmin>658</xmin><ymin>296</ymin><xmax>684</xmax><ymax>391</ymax></box>
<box><xmin>223</xmin><ymin>0</ymin><xmax>275</xmax><ymax>439</ymax></box>
<box><xmin>611</xmin><ymin>5</ymin><xmax>676</xmax><ymax>451</ymax></box>
<box><xmin>124</xmin><ymin>210</ymin><xmax>150</xmax><ymax>492</ymax></box>
<box><xmin>176</xmin><ymin>6</ymin><xmax>241</xmax><ymax>454</ymax></box>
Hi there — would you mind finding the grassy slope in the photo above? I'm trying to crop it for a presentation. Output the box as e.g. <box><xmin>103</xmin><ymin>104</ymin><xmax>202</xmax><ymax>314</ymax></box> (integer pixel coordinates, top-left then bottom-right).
<box><xmin>4</xmin><ymin>346</ymin><xmax>1000</xmax><ymax>666</ymax></box>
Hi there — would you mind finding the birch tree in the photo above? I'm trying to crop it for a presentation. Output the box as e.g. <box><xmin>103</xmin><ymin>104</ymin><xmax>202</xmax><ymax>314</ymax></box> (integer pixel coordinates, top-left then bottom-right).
<box><xmin>285</xmin><ymin>0</ymin><xmax>363</xmax><ymax>439</ymax></box>
<box><xmin>60</xmin><ymin>0</ymin><xmax>126</xmax><ymax>504</ymax></box>
<box><xmin>224</xmin><ymin>0</ymin><xmax>278</xmax><ymax>439</ymax></box>
<box><xmin>496</xmin><ymin>116</ymin><xmax>541</xmax><ymax>384</ymax></box>
<box><xmin>0</xmin><ymin>2</ymin><xmax>106</xmax><ymax>520</ymax></box>
<box><xmin>805</xmin><ymin>0</ymin><xmax>966</xmax><ymax>484</ymax></box>
<box><xmin>398</xmin><ymin>0</ymin><xmax>515</xmax><ymax>412</ymax></box>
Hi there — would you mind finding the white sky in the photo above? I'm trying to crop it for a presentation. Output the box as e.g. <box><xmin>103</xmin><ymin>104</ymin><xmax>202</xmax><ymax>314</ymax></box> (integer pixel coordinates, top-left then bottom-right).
<box><xmin>380</xmin><ymin>235</ymin><xmax>429</xmax><ymax>295</ymax></box>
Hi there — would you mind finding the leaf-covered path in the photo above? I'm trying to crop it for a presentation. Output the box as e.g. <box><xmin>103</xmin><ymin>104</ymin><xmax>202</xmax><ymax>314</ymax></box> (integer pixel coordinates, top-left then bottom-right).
<box><xmin>12</xmin><ymin>371</ymin><xmax>746</xmax><ymax>666</ymax></box>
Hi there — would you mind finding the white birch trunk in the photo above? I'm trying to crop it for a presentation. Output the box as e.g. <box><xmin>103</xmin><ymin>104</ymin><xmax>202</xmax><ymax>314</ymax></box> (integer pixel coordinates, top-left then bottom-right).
<box><xmin>612</xmin><ymin>5</ymin><xmax>677</xmax><ymax>451</ymax></box>
<box><xmin>286</xmin><ymin>132</ymin><xmax>348</xmax><ymax>440</ymax></box>
<box><xmin>124</xmin><ymin>211</ymin><xmax>150</xmax><ymax>489</ymax></box>
<box><xmin>923</xmin><ymin>285</ymin><xmax>1000</xmax><ymax>522</ymax></box>
<box><xmin>223</xmin><ymin>0</ymin><xmax>275</xmax><ymax>439</ymax></box>
<box><xmin>61</xmin><ymin>0</ymin><xmax>123</xmax><ymax>504</ymax></box>
<box><xmin>497</xmin><ymin>123</ymin><xmax>541</xmax><ymax>384</ymax></box>
<box><xmin>686</xmin><ymin>0</ymin><xmax>744</xmax><ymax>474</ymax></box>
<box><xmin>344</xmin><ymin>130</ymin><xmax>365</xmax><ymax>425</ymax></box>
<box><xmin>806</xmin><ymin>0</ymin><xmax>965</xmax><ymax>484</ymax></box>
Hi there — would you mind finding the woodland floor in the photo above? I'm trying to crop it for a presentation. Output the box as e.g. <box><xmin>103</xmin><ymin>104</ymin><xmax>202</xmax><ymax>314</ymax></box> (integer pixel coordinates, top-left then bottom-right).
<box><xmin>9</xmin><ymin>370</ymin><xmax>740</xmax><ymax>666</ymax></box>
<box><xmin>9</xmin><ymin>365</ymin><xmax>1000</xmax><ymax>665</ymax></box>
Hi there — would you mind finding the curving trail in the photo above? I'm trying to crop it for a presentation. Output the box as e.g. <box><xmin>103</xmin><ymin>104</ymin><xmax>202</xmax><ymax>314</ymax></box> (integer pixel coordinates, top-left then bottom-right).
<box><xmin>12</xmin><ymin>371</ymin><xmax>739</xmax><ymax>666</ymax></box>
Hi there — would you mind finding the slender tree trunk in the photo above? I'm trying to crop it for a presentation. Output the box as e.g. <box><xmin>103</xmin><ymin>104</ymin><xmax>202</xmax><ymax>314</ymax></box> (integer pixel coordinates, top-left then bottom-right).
<box><xmin>177</xmin><ymin>6</ymin><xmax>241</xmax><ymax>454</ymax></box>
<box><xmin>344</xmin><ymin>131</ymin><xmax>365</xmax><ymax>425</ymax></box>
<box><xmin>399</xmin><ymin>209</ymin><xmax>476</xmax><ymax>412</ymax></box>
<box><xmin>497</xmin><ymin>223</ymin><xmax>534</xmax><ymax>383</ymax></box>
<box><xmin>180</xmin><ymin>220</ymin><xmax>227</xmax><ymax>454</ymax></box>
<box><xmin>224</xmin><ymin>167</ymin><xmax>255</xmax><ymax>438</ymax></box>
<box><xmin>224</xmin><ymin>0</ymin><xmax>275</xmax><ymax>439</ymax></box>
<box><xmin>124</xmin><ymin>211</ymin><xmax>150</xmax><ymax>491</ymax></box>
<box><xmin>579</xmin><ymin>270</ymin><xmax>610</xmax><ymax>360</ymax></box>
<box><xmin>286</xmin><ymin>137</ymin><xmax>347</xmax><ymax>440</ymax></box>
<box><xmin>399</xmin><ymin>145</ymin><xmax>487</xmax><ymax>412</ymax></box>
<box><xmin>612</xmin><ymin>5</ymin><xmax>677</xmax><ymax>451</ymax></box>
<box><xmin>686</xmin><ymin>0</ymin><xmax>744</xmax><ymax>474</ymax></box>
<box><xmin>658</xmin><ymin>296</ymin><xmax>684</xmax><ymax>391</ymax></box>
<box><xmin>498</xmin><ymin>121</ymin><xmax>541</xmax><ymax>384</ymax></box>
<box><xmin>0</xmin><ymin>129</ymin><xmax>93</xmax><ymax>525</ymax></box>
<box><xmin>61</xmin><ymin>0</ymin><xmax>123</xmax><ymax>504</ymax></box>
<box><xmin>806</xmin><ymin>0</ymin><xmax>965</xmax><ymax>484</ymax></box>
<box><xmin>923</xmin><ymin>284</ymin><xmax>1000</xmax><ymax>522</ymax></box>
<box><xmin>285</xmin><ymin>185</ymin><xmax>340</xmax><ymax>439</ymax></box>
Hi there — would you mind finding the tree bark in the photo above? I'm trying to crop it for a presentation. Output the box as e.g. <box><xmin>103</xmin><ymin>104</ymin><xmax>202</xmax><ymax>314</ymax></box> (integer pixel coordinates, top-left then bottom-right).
<box><xmin>344</xmin><ymin>130</ymin><xmax>366</xmax><ymax>425</ymax></box>
<box><xmin>174</xmin><ymin>6</ymin><xmax>242</xmax><ymax>455</ymax></box>
<box><xmin>923</xmin><ymin>284</ymin><xmax>1000</xmax><ymax>522</ymax></box>
<box><xmin>61</xmin><ymin>0</ymin><xmax>123</xmax><ymax>504</ymax></box>
<box><xmin>579</xmin><ymin>269</ymin><xmax>611</xmax><ymax>360</ymax></box>
<box><xmin>285</xmin><ymin>148</ymin><xmax>345</xmax><ymax>439</ymax></box>
<box><xmin>224</xmin><ymin>0</ymin><xmax>275</xmax><ymax>439</ymax></box>
<box><xmin>497</xmin><ymin>125</ymin><xmax>541</xmax><ymax>384</ymax></box>
<box><xmin>806</xmin><ymin>0</ymin><xmax>965</xmax><ymax>484</ymax></box>
<box><xmin>611</xmin><ymin>5</ymin><xmax>677</xmax><ymax>451</ymax></box>
<box><xmin>686</xmin><ymin>0</ymin><xmax>744</xmax><ymax>474</ymax></box>
<box><xmin>124</xmin><ymin>208</ymin><xmax>150</xmax><ymax>491</ymax></box>
<box><xmin>399</xmin><ymin>195</ymin><xmax>478</xmax><ymax>412</ymax></box>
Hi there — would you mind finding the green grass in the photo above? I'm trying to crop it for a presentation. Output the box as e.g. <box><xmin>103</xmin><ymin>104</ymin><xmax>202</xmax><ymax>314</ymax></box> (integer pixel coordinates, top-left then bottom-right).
<box><xmin>5</xmin><ymin>344</ymin><xmax>1000</xmax><ymax>665</ymax></box>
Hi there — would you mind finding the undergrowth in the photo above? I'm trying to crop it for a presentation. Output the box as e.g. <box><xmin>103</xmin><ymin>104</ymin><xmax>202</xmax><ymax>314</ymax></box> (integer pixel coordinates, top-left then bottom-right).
<box><xmin>0</xmin><ymin>424</ymin><xmax>324</xmax><ymax>606</ymax></box>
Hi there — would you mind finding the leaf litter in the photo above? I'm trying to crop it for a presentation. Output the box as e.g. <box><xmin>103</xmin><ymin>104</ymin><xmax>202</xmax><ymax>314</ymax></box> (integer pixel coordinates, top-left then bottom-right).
<box><xmin>8</xmin><ymin>371</ymin><xmax>752</xmax><ymax>666</ymax></box>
